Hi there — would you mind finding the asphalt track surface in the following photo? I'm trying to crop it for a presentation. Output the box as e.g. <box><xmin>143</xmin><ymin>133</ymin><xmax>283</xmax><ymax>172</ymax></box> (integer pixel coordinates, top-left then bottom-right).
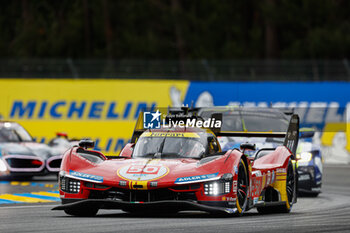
<box><xmin>0</xmin><ymin>165</ymin><xmax>349</xmax><ymax>233</ymax></box>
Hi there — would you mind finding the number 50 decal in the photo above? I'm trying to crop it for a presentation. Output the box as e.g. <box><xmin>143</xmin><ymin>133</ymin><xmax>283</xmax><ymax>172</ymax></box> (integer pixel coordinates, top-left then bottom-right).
<box><xmin>118</xmin><ymin>165</ymin><xmax>169</xmax><ymax>181</ymax></box>
<box><xmin>127</xmin><ymin>165</ymin><xmax>161</xmax><ymax>174</ymax></box>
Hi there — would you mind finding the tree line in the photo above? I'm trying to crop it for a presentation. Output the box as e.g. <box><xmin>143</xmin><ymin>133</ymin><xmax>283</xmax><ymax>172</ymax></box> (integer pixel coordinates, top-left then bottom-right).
<box><xmin>0</xmin><ymin>0</ymin><xmax>349</xmax><ymax>60</ymax></box>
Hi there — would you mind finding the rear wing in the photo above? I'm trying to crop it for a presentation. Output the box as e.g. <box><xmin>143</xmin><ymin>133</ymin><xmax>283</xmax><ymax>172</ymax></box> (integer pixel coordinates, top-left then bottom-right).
<box><xmin>216</xmin><ymin>114</ymin><xmax>300</xmax><ymax>157</ymax></box>
<box><xmin>217</xmin><ymin>131</ymin><xmax>286</xmax><ymax>138</ymax></box>
<box><xmin>283</xmin><ymin>114</ymin><xmax>299</xmax><ymax>157</ymax></box>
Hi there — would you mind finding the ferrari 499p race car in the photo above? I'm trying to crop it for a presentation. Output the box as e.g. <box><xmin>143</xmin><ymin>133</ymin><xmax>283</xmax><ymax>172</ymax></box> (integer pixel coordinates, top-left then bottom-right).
<box><xmin>53</xmin><ymin>108</ymin><xmax>299</xmax><ymax>216</ymax></box>
<box><xmin>0</xmin><ymin>121</ymin><xmax>63</xmax><ymax>177</ymax></box>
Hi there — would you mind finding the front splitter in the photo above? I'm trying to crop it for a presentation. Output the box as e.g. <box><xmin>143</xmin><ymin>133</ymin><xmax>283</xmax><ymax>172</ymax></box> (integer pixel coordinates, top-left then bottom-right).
<box><xmin>52</xmin><ymin>199</ymin><xmax>237</xmax><ymax>215</ymax></box>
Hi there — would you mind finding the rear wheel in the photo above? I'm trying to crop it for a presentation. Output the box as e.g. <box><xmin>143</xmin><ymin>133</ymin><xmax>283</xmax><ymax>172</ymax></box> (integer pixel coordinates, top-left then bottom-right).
<box><xmin>257</xmin><ymin>159</ymin><xmax>296</xmax><ymax>214</ymax></box>
<box><xmin>284</xmin><ymin>159</ymin><xmax>296</xmax><ymax>212</ymax></box>
<box><xmin>236</xmin><ymin>159</ymin><xmax>248</xmax><ymax>216</ymax></box>
<box><xmin>64</xmin><ymin>208</ymin><xmax>98</xmax><ymax>217</ymax></box>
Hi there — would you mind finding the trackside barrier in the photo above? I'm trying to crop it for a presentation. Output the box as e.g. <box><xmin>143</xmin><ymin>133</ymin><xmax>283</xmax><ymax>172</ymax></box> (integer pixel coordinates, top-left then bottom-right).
<box><xmin>0</xmin><ymin>79</ymin><xmax>349</xmax><ymax>163</ymax></box>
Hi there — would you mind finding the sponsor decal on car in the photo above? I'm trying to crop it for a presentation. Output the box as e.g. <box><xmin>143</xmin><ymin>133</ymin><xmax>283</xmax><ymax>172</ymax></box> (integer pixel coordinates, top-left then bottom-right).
<box><xmin>262</xmin><ymin>174</ymin><xmax>266</xmax><ymax>187</ymax></box>
<box><xmin>252</xmin><ymin>170</ymin><xmax>262</xmax><ymax>177</ymax></box>
<box><xmin>142</xmin><ymin>132</ymin><xmax>200</xmax><ymax>138</ymax></box>
<box><xmin>69</xmin><ymin>170</ymin><xmax>104</xmax><ymax>183</ymax></box>
<box><xmin>276</xmin><ymin>168</ymin><xmax>287</xmax><ymax>173</ymax></box>
<box><xmin>224</xmin><ymin>196</ymin><xmax>236</xmax><ymax>202</ymax></box>
<box><xmin>233</xmin><ymin>165</ymin><xmax>238</xmax><ymax>175</ymax></box>
<box><xmin>267</xmin><ymin>171</ymin><xmax>271</xmax><ymax>184</ymax></box>
<box><xmin>174</xmin><ymin>172</ymin><xmax>219</xmax><ymax>184</ymax></box>
<box><xmin>271</xmin><ymin>170</ymin><xmax>275</xmax><ymax>183</ymax></box>
<box><xmin>117</xmin><ymin>165</ymin><xmax>169</xmax><ymax>181</ymax></box>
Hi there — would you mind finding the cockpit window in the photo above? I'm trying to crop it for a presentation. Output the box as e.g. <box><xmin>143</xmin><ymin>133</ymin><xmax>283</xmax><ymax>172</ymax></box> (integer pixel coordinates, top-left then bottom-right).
<box><xmin>133</xmin><ymin>132</ymin><xmax>208</xmax><ymax>159</ymax></box>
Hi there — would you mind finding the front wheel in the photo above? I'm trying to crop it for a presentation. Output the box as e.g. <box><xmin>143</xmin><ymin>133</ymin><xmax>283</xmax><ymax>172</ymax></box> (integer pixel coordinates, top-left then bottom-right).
<box><xmin>236</xmin><ymin>159</ymin><xmax>248</xmax><ymax>216</ymax></box>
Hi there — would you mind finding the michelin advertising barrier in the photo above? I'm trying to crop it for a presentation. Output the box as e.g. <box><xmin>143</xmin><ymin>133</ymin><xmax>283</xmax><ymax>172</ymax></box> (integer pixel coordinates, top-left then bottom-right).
<box><xmin>0</xmin><ymin>79</ymin><xmax>189</xmax><ymax>154</ymax></box>
<box><xmin>0</xmin><ymin>79</ymin><xmax>349</xmax><ymax>163</ymax></box>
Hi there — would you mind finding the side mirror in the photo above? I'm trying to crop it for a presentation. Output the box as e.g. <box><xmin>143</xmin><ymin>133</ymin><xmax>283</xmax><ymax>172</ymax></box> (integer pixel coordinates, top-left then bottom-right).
<box><xmin>207</xmin><ymin>137</ymin><xmax>219</xmax><ymax>153</ymax></box>
<box><xmin>78</xmin><ymin>139</ymin><xmax>95</xmax><ymax>149</ymax></box>
<box><xmin>210</xmin><ymin>113</ymin><xmax>222</xmax><ymax>134</ymax></box>
<box><xmin>240</xmin><ymin>143</ymin><xmax>256</xmax><ymax>152</ymax></box>
<box><xmin>119</xmin><ymin>143</ymin><xmax>134</xmax><ymax>158</ymax></box>
<box><xmin>300</xmin><ymin>128</ymin><xmax>315</xmax><ymax>138</ymax></box>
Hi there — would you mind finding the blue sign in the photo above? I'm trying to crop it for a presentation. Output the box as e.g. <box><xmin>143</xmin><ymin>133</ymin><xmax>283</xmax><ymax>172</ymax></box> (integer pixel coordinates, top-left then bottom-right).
<box><xmin>184</xmin><ymin>81</ymin><xmax>350</xmax><ymax>106</ymax></box>
<box><xmin>183</xmin><ymin>81</ymin><xmax>350</xmax><ymax>130</ymax></box>
<box><xmin>175</xmin><ymin>172</ymin><xmax>219</xmax><ymax>184</ymax></box>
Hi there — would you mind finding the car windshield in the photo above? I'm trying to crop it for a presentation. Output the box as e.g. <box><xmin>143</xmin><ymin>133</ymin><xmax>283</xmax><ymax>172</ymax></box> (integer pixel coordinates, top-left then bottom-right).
<box><xmin>0</xmin><ymin>123</ymin><xmax>33</xmax><ymax>142</ymax></box>
<box><xmin>133</xmin><ymin>132</ymin><xmax>207</xmax><ymax>159</ymax></box>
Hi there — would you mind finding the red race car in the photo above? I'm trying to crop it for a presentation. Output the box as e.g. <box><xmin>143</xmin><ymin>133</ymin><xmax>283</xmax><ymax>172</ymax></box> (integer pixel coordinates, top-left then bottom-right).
<box><xmin>53</xmin><ymin>108</ymin><xmax>299</xmax><ymax>216</ymax></box>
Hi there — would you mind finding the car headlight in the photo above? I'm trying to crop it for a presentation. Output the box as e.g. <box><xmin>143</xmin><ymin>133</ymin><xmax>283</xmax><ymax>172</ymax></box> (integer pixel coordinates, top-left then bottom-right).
<box><xmin>204</xmin><ymin>181</ymin><xmax>231</xmax><ymax>196</ymax></box>
<box><xmin>0</xmin><ymin>159</ymin><xmax>8</xmax><ymax>172</ymax></box>
<box><xmin>296</xmin><ymin>152</ymin><xmax>312</xmax><ymax>162</ymax></box>
<box><xmin>59</xmin><ymin>173</ymin><xmax>81</xmax><ymax>194</ymax></box>
<box><xmin>204</xmin><ymin>173</ymin><xmax>232</xmax><ymax>196</ymax></box>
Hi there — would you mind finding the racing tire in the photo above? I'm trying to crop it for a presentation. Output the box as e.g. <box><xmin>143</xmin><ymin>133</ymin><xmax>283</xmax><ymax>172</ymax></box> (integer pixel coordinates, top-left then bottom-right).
<box><xmin>257</xmin><ymin>159</ymin><xmax>296</xmax><ymax>214</ymax></box>
<box><xmin>235</xmin><ymin>159</ymin><xmax>248</xmax><ymax>216</ymax></box>
<box><xmin>64</xmin><ymin>208</ymin><xmax>98</xmax><ymax>217</ymax></box>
